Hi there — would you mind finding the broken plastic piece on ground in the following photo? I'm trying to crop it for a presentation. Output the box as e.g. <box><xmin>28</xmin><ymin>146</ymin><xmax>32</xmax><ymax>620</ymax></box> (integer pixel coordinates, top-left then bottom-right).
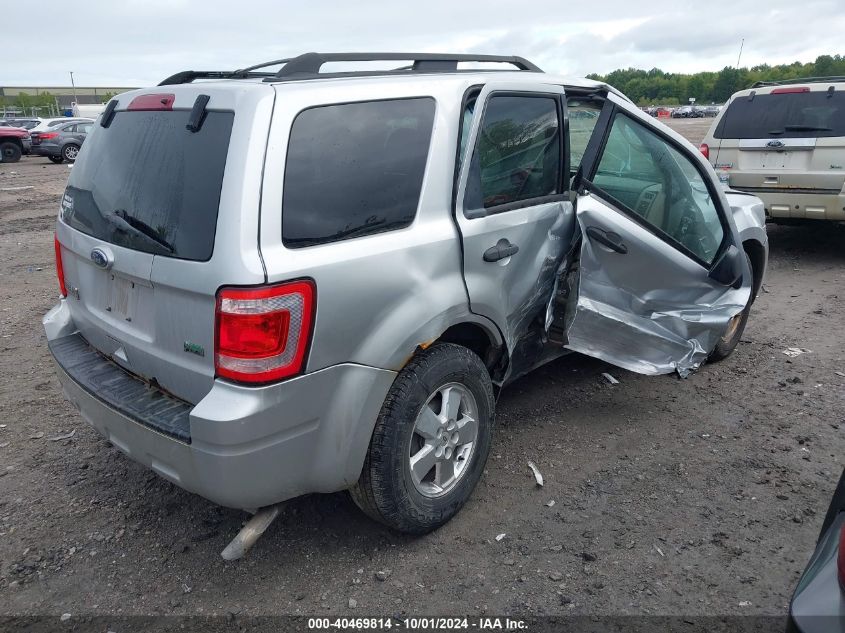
<box><xmin>527</xmin><ymin>461</ymin><xmax>544</xmax><ymax>487</ymax></box>
<box><xmin>495</xmin><ymin>533</ymin><xmax>506</xmax><ymax>542</ymax></box>
<box><xmin>783</xmin><ymin>347</ymin><xmax>812</xmax><ymax>357</ymax></box>
<box><xmin>602</xmin><ymin>372</ymin><xmax>620</xmax><ymax>385</ymax></box>
<box><xmin>545</xmin><ymin>500</ymin><xmax>556</xmax><ymax>507</ymax></box>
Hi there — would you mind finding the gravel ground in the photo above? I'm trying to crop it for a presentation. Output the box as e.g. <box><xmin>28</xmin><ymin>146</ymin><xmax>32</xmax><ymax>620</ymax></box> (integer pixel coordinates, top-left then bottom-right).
<box><xmin>0</xmin><ymin>118</ymin><xmax>843</xmax><ymax>623</ymax></box>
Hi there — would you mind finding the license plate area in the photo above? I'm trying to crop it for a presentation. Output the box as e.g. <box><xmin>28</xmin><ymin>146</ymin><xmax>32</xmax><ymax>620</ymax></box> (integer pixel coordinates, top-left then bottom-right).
<box><xmin>108</xmin><ymin>274</ymin><xmax>138</xmax><ymax>322</ymax></box>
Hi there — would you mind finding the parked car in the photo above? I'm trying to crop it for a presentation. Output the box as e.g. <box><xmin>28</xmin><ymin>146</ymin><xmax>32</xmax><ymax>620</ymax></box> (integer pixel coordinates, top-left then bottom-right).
<box><xmin>700</xmin><ymin>77</ymin><xmax>845</xmax><ymax>223</ymax></box>
<box><xmin>0</xmin><ymin>126</ymin><xmax>31</xmax><ymax>162</ymax></box>
<box><xmin>672</xmin><ymin>105</ymin><xmax>704</xmax><ymax>118</ymax></box>
<box><xmin>28</xmin><ymin>117</ymin><xmax>93</xmax><ymax>134</ymax></box>
<box><xmin>787</xmin><ymin>469</ymin><xmax>845</xmax><ymax>632</ymax></box>
<box><xmin>0</xmin><ymin>118</ymin><xmax>42</xmax><ymax>130</ymax></box>
<box><xmin>44</xmin><ymin>52</ymin><xmax>768</xmax><ymax>535</ymax></box>
<box><xmin>703</xmin><ymin>105</ymin><xmax>722</xmax><ymax>117</ymax></box>
<box><xmin>31</xmin><ymin>120</ymin><xmax>93</xmax><ymax>163</ymax></box>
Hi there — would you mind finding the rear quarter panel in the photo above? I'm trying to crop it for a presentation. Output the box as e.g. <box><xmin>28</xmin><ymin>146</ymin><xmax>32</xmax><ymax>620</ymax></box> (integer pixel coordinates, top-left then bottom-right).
<box><xmin>259</xmin><ymin>79</ymin><xmax>498</xmax><ymax>374</ymax></box>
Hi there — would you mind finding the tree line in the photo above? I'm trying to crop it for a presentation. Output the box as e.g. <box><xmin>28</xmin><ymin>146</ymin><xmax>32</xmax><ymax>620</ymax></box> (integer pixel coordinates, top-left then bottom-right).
<box><xmin>586</xmin><ymin>54</ymin><xmax>845</xmax><ymax>106</ymax></box>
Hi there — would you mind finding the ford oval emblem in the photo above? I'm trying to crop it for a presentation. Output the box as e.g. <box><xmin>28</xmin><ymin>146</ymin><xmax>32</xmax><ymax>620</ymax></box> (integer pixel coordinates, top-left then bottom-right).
<box><xmin>90</xmin><ymin>247</ymin><xmax>113</xmax><ymax>270</ymax></box>
<box><xmin>766</xmin><ymin>139</ymin><xmax>785</xmax><ymax>148</ymax></box>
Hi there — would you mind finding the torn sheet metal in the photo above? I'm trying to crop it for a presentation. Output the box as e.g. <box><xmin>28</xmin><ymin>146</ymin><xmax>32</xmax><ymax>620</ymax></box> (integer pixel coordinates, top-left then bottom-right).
<box><xmin>558</xmin><ymin>194</ymin><xmax>751</xmax><ymax>377</ymax></box>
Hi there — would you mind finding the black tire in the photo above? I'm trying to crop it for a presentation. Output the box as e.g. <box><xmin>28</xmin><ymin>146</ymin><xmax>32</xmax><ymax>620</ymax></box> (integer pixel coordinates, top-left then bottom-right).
<box><xmin>350</xmin><ymin>343</ymin><xmax>495</xmax><ymax>534</ymax></box>
<box><xmin>48</xmin><ymin>155</ymin><xmax>64</xmax><ymax>164</ymax></box>
<box><xmin>709</xmin><ymin>254</ymin><xmax>754</xmax><ymax>362</ymax></box>
<box><xmin>62</xmin><ymin>144</ymin><xmax>80</xmax><ymax>162</ymax></box>
<box><xmin>0</xmin><ymin>141</ymin><xmax>22</xmax><ymax>163</ymax></box>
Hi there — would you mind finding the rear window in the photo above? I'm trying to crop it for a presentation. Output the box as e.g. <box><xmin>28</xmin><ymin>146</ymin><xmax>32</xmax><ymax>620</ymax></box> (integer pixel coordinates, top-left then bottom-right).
<box><xmin>282</xmin><ymin>97</ymin><xmax>435</xmax><ymax>248</ymax></box>
<box><xmin>61</xmin><ymin>109</ymin><xmax>234</xmax><ymax>261</ymax></box>
<box><xmin>715</xmin><ymin>90</ymin><xmax>845</xmax><ymax>139</ymax></box>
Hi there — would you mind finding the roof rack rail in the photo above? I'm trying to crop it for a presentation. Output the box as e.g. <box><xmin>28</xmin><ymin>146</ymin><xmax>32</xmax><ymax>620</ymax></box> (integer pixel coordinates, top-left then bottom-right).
<box><xmin>159</xmin><ymin>70</ymin><xmax>275</xmax><ymax>86</ymax></box>
<box><xmin>749</xmin><ymin>75</ymin><xmax>845</xmax><ymax>88</ymax></box>
<box><xmin>159</xmin><ymin>52</ymin><xmax>542</xmax><ymax>85</ymax></box>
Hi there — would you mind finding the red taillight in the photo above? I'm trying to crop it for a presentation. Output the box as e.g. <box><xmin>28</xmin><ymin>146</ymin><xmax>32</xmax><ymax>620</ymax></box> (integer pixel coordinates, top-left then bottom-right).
<box><xmin>39</xmin><ymin>132</ymin><xmax>59</xmax><ymax>140</ymax></box>
<box><xmin>771</xmin><ymin>87</ymin><xmax>810</xmax><ymax>94</ymax></box>
<box><xmin>215</xmin><ymin>281</ymin><xmax>315</xmax><ymax>384</ymax></box>
<box><xmin>699</xmin><ymin>143</ymin><xmax>710</xmax><ymax>159</ymax></box>
<box><xmin>127</xmin><ymin>93</ymin><xmax>175</xmax><ymax>111</ymax></box>
<box><xmin>838</xmin><ymin>522</ymin><xmax>845</xmax><ymax>591</ymax></box>
<box><xmin>54</xmin><ymin>235</ymin><xmax>67</xmax><ymax>297</ymax></box>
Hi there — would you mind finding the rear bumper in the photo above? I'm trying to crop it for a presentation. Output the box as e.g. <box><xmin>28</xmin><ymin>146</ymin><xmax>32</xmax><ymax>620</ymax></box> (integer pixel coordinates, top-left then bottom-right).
<box><xmin>731</xmin><ymin>188</ymin><xmax>845</xmax><ymax>222</ymax></box>
<box><xmin>43</xmin><ymin>300</ymin><xmax>397</xmax><ymax>510</ymax></box>
<box><xmin>30</xmin><ymin>143</ymin><xmax>59</xmax><ymax>157</ymax></box>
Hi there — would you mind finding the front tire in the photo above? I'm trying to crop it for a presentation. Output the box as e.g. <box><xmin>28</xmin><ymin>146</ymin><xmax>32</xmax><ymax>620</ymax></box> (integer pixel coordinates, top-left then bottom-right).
<box><xmin>350</xmin><ymin>343</ymin><xmax>495</xmax><ymax>534</ymax></box>
<box><xmin>0</xmin><ymin>142</ymin><xmax>22</xmax><ymax>163</ymax></box>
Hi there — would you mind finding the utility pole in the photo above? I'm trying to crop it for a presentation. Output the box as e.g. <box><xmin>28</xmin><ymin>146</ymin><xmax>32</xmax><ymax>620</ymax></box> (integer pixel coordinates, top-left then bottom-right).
<box><xmin>736</xmin><ymin>39</ymin><xmax>745</xmax><ymax>69</ymax></box>
<box><xmin>69</xmin><ymin>71</ymin><xmax>78</xmax><ymax>110</ymax></box>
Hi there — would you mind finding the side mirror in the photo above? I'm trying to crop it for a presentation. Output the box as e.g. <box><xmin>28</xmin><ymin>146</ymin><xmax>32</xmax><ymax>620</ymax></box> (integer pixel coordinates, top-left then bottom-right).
<box><xmin>708</xmin><ymin>244</ymin><xmax>743</xmax><ymax>287</ymax></box>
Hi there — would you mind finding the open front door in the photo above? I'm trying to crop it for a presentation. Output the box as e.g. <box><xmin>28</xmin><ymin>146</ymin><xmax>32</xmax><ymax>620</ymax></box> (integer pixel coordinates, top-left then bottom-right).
<box><xmin>455</xmin><ymin>81</ymin><xmax>574</xmax><ymax>381</ymax></box>
<box><xmin>562</xmin><ymin>98</ymin><xmax>752</xmax><ymax>376</ymax></box>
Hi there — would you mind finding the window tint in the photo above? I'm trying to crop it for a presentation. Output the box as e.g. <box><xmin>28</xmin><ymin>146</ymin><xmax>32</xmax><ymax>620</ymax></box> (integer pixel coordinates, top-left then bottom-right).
<box><xmin>715</xmin><ymin>91</ymin><xmax>845</xmax><ymax>139</ymax></box>
<box><xmin>593</xmin><ymin>113</ymin><xmax>724</xmax><ymax>264</ymax></box>
<box><xmin>283</xmin><ymin>98</ymin><xmax>435</xmax><ymax>248</ymax></box>
<box><xmin>568</xmin><ymin>98</ymin><xmax>602</xmax><ymax>172</ymax></box>
<box><xmin>61</xmin><ymin>110</ymin><xmax>234</xmax><ymax>261</ymax></box>
<box><xmin>466</xmin><ymin>95</ymin><xmax>561</xmax><ymax>210</ymax></box>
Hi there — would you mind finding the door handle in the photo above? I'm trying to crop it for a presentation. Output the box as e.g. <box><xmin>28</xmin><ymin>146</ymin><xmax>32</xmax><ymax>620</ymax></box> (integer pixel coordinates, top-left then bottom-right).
<box><xmin>586</xmin><ymin>227</ymin><xmax>628</xmax><ymax>254</ymax></box>
<box><xmin>483</xmin><ymin>238</ymin><xmax>520</xmax><ymax>262</ymax></box>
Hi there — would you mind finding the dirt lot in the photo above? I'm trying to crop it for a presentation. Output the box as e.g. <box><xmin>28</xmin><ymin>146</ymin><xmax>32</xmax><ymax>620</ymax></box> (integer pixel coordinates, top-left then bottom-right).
<box><xmin>0</xmin><ymin>118</ymin><xmax>843</xmax><ymax>625</ymax></box>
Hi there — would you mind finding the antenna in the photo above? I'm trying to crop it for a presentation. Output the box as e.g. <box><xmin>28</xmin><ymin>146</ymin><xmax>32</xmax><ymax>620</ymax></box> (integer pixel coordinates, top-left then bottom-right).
<box><xmin>736</xmin><ymin>38</ymin><xmax>745</xmax><ymax>69</ymax></box>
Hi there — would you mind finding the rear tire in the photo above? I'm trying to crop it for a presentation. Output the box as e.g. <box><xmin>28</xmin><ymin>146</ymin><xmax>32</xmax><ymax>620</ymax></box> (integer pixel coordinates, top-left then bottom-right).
<box><xmin>48</xmin><ymin>155</ymin><xmax>64</xmax><ymax>164</ymax></box>
<box><xmin>62</xmin><ymin>144</ymin><xmax>80</xmax><ymax>162</ymax></box>
<box><xmin>0</xmin><ymin>142</ymin><xmax>22</xmax><ymax>163</ymax></box>
<box><xmin>350</xmin><ymin>343</ymin><xmax>495</xmax><ymax>534</ymax></box>
<box><xmin>708</xmin><ymin>253</ymin><xmax>754</xmax><ymax>362</ymax></box>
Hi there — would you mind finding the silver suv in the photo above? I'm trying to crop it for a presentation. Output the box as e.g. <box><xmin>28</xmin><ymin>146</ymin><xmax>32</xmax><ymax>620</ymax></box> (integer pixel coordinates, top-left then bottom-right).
<box><xmin>701</xmin><ymin>77</ymin><xmax>845</xmax><ymax>222</ymax></box>
<box><xmin>44</xmin><ymin>53</ymin><xmax>768</xmax><ymax>534</ymax></box>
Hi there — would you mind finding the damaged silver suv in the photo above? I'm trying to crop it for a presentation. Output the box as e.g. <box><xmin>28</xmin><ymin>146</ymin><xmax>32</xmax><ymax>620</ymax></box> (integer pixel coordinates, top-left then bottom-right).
<box><xmin>44</xmin><ymin>53</ymin><xmax>768</xmax><ymax>536</ymax></box>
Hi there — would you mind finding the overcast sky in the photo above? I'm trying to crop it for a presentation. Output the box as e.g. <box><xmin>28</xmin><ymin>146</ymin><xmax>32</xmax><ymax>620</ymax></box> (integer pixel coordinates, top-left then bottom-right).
<box><xmin>4</xmin><ymin>0</ymin><xmax>844</xmax><ymax>87</ymax></box>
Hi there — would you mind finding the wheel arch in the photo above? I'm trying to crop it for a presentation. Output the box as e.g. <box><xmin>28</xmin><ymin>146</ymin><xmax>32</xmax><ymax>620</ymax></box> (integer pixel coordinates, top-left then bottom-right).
<box><xmin>434</xmin><ymin>318</ymin><xmax>507</xmax><ymax>382</ymax></box>
<box><xmin>742</xmin><ymin>238</ymin><xmax>766</xmax><ymax>304</ymax></box>
<box><xmin>0</xmin><ymin>137</ymin><xmax>23</xmax><ymax>149</ymax></box>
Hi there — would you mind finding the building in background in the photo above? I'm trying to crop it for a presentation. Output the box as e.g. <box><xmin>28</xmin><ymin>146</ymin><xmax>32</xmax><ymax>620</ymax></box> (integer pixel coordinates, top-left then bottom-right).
<box><xmin>0</xmin><ymin>86</ymin><xmax>137</xmax><ymax>117</ymax></box>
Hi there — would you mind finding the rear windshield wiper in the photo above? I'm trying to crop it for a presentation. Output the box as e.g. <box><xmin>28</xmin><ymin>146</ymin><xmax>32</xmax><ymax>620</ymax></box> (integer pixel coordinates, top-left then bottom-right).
<box><xmin>105</xmin><ymin>210</ymin><xmax>175</xmax><ymax>253</ymax></box>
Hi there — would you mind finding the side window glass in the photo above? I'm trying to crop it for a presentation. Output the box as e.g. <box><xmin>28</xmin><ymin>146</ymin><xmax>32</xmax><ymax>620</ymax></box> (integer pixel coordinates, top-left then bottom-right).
<box><xmin>466</xmin><ymin>95</ymin><xmax>561</xmax><ymax>211</ymax></box>
<box><xmin>283</xmin><ymin>98</ymin><xmax>436</xmax><ymax>248</ymax></box>
<box><xmin>593</xmin><ymin>113</ymin><xmax>724</xmax><ymax>264</ymax></box>
<box><xmin>567</xmin><ymin>98</ymin><xmax>602</xmax><ymax>175</ymax></box>
<box><xmin>65</xmin><ymin>124</ymin><xmax>77</xmax><ymax>132</ymax></box>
